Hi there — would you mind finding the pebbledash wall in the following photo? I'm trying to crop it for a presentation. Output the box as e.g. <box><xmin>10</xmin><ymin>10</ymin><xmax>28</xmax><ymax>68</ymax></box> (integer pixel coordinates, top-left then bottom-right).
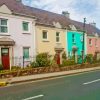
<box><xmin>0</xmin><ymin>5</ymin><xmax>36</xmax><ymax>69</ymax></box>
<box><xmin>87</xmin><ymin>35</ymin><xmax>100</xmax><ymax>56</ymax></box>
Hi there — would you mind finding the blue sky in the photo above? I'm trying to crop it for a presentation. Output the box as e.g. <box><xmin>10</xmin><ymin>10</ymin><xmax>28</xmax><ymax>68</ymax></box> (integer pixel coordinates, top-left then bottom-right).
<box><xmin>22</xmin><ymin>0</ymin><xmax>100</xmax><ymax>28</ymax></box>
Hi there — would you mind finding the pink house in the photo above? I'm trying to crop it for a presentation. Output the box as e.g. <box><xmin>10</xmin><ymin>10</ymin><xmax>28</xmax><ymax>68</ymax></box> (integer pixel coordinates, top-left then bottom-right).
<box><xmin>87</xmin><ymin>35</ymin><xmax>100</xmax><ymax>56</ymax></box>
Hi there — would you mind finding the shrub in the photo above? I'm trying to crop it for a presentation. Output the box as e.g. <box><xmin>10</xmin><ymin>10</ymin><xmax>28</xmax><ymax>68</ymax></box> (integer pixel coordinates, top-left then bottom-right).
<box><xmin>62</xmin><ymin>52</ymin><xmax>67</xmax><ymax>60</ymax></box>
<box><xmin>0</xmin><ymin>64</ymin><xmax>3</xmax><ymax>70</ymax></box>
<box><xmin>85</xmin><ymin>54</ymin><xmax>93</xmax><ymax>63</ymax></box>
<box><xmin>31</xmin><ymin>53</ymin><xmax>51</xmax><ymax>67</ymax></box>
<box><xmin>61</xmin><ymin>59</ymin><xmax>75</xmax><ymax>67</ymax></box>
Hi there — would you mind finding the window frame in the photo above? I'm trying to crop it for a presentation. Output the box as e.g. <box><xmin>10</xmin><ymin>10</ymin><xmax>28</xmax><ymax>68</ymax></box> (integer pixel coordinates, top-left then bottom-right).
<box><xmin>0</xmin><ymin>18</ymin><xmax>8</xmax><ymax>33</ymax></box>
<box><xmin>42</xmin><ymin>30</ymin><xmax>48</xmax><ymax>41</ymax></box>
<box><xmin>23</xmin><ymin>47</ymin><xmax>30</xmax><ymax>59</ymax></box>
<box><xmin>22</xmin><ymin>21</ymin><xmax>29</xmax><ymax>32</ymax></box>
<box><xmin>89</xmin><ymin>39</ymin><xmax>92</xmax><ymax>46</ymax></box>
<box><xmin>56</xmin><ymin>32</ymin><xmax>60</xmax><ymax>43</ymax></box>
<box><xmin>72</xmin><ymin>34</ymin><xmax>75</xmax><ymax>43</ymax></box>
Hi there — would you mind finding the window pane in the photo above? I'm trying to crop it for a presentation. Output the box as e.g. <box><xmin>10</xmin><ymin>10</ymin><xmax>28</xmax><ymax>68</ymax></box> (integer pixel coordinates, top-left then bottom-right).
<box><xmin>23</xmin><ymin>22</ymin><xmax>29</xmax><ymax>31</ymax></box>
<box><xmin>23</xmin><ymin>48</ymin><xmax>29</xmax><ymax>59</ymax></box>
<box><xmin>1</xmin><ymin>19</ymin><xmax>7</xmax><ymax>25</ymax></box>
<box><xmin>0</xmin><ymin>26</ymin><xmax>8</xmax><ymax>33</ymax></box>
<box><xmin>56</xmin><ymin>37</ymin><xmax>60</xmax><ymax>42</ymax></box>
<box><xmin>56</xmin><ymin>32</ymin><xmax>59</xmax><ymax>36</ymax></box>
<box><xmin>43</xmin><ymin>31</ymin><xmax>47</xmax><ymax>39</ymax></box>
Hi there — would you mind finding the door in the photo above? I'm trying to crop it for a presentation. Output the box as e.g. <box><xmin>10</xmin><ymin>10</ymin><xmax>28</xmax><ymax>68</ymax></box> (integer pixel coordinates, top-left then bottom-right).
<box><xmin>1</xmin><ymin>48</ymin><xmax>10</xmax><ymax>70</ymax></box>
<box><xmin>57</xmin><ymin>53</ymin><xmax>60</xmax><ymax>65</ymax></box>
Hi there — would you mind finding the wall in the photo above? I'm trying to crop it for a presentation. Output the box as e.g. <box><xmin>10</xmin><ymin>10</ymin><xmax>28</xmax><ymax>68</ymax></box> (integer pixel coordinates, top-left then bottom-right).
<box><xmin>67</xmin><ymin>31</ymin><xmax>84</xmax><ymax>56</ymax></box>
<box><xmin>0</xmin><ymin>13</ymin><xmax>36</xmax><ymax>67</ymax></box>
<box><xmin>36</xmin><ymin>25</ymin><xmax>66</xmax><ymax>56</ymax></box>
<box><xmin>87</xmin><ymin>36</ymin><xmax>100</xmax><ymax>55</ymax></box>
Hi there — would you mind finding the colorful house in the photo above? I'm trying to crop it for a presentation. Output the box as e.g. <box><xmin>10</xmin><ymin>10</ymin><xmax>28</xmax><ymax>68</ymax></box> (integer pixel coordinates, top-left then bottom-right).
<box><xmin>0</xmin><ymin>0</ymin><xmax>36</xmax><ymax>69</ymax></box>
<box><xmin>26</xmin><ymin>7</ymin><xmax>72</xmax><ymax>64</ymax></box>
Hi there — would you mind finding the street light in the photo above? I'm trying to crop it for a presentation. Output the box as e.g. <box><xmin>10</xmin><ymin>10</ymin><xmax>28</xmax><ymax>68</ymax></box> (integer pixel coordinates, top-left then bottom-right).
<box><xmin>82</xmin><ymin>18</ymin><xmax>86</xmax><ymax>63</ymax></box>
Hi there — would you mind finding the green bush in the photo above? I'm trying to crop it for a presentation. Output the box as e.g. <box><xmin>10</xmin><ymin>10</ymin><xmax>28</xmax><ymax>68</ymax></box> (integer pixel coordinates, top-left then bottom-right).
<box><xmin>31</xmin><ymin>53</ymin><xmax>51</xmax><ymax>67</ymax></box>
<box><xmin>62</xmin><ymin>52</ymin><xmax>67</xmax><ymax>60</ymax></box>
<box><xmin>61</xmin><ymin>59</ymin><xmax>75</xmax><ymax>67</ymax></box>
<box><xmin>0</xmin><ymin>64</ymin><xmax>3</xmax><ymax>70</ymax></box>
<box><xmin>85</xmin><ymin>54</ymin><xmax>93</xmax><ymax>63</ymax></box>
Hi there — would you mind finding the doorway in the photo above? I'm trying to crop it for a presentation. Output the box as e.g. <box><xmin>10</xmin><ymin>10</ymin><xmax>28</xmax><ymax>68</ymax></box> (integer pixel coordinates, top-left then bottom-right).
<box><xmin>1</xmin><ymin>48</ymin><xmax>10</xmax><ymax>70</ymax></box>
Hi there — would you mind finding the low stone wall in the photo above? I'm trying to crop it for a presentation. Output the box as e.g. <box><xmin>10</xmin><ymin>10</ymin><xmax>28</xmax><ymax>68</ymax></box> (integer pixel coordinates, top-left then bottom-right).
<box><xmin>0</xmin><ymin>63</ymin><xmax>100</xmax><ymax>79</ymax></box>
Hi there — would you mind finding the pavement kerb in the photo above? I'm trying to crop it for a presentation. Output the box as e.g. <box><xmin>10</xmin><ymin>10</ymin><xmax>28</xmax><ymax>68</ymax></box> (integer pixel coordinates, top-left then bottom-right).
<box><xmin>1</xmin><ymin>66</ymin><xmax>100</xmax><ymax>85</ymax></box>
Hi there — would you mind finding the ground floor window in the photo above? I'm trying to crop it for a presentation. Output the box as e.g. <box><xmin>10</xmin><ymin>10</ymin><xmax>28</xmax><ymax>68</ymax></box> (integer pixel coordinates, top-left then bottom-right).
<box><xmin>23</xmin><ymin>47</ymin><xmax>30</xmax><ymax>59</ymax></box>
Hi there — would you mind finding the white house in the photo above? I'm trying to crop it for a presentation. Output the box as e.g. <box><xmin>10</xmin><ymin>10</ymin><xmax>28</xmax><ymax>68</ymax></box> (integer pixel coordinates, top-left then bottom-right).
<box><xmin>0</xmin><ymin>0</ymin><xmax>36</xmax><ymax>70</ymax></box>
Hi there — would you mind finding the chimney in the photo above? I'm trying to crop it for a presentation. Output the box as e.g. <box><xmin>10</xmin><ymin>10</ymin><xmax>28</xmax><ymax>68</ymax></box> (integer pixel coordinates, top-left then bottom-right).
<box><xmin>16</xmin><ymin>0</ymin><xmax>22</xmax><ymax>3</ymax></box>
<box><xmin>90</xmin><ymin>21</ymin><xmax>96</xmax><ymax>27</ymax></box>
<box><xmin>62</xmin><ymin>11</ymin><xmax>70</xmax><ymax>18</ymax></box>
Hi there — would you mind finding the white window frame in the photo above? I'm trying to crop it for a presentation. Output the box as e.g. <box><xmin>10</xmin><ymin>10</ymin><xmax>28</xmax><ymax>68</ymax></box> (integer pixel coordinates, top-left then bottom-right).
<box><xmin>42</xmin><ymin>30</ymin><xmax>48</xmax><ymax>41</ymax></box>
<box><xmin>22</xmin><ymin>21</ymin><xmax>30</xmax><ymax>33</ymax></box>
<box><xmin>0</xmin><ymin>18</ymin><xmax>9</xmax><ymax>34</ymax></box>
<box><xmin>89</xmin><ymin>39</ymin><xmax>92</xmax><ymax>46</ymax></box>
<box><xmin>56</xmin><ymin>32</ymin><xmax>60</xmax><ymax>43</ymax></box>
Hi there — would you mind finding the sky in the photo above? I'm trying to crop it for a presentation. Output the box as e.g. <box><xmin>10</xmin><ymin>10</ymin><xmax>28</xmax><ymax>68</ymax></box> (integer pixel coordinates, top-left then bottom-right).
<box><xmin>22</xmin><ymin>0</ymin><xmax>100</xmax><ymax>28</ymax></box>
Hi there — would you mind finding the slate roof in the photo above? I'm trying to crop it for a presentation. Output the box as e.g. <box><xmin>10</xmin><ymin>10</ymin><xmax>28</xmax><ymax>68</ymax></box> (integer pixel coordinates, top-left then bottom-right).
<box><xmin>0</xmin><ymin>0</ymin><xmax>100</xmax><ymax>36</ymax></box>
<box><xmin>71</xmin><ymin>20</ymin><xmax>100</xmax><ymax>36</ymax></box>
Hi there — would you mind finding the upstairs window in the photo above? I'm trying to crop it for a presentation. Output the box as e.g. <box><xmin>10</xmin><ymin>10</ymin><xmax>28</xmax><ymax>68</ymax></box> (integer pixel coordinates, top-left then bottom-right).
<box><xmin>0</xmin><ymin>19</ymin><xmax>8</xmax><ymax>33</ymax></box>
<box><xmin>23</xmin><ymin>22</ymin><xmax>29</xmax><ymax>31</ymax></box>
<box><xmin>42</xmin><ymin>30</ymin><xmax>48</xmax><ymax>40</ymax></box>
<box><xmin>89</xmin><ymin>39</ymin><xmax>92</xmax><ymax>46</ymax></box>
<box><xmin>72</xmin><ymin>34</ymin><xmax>75</xmax><ymax>43</ymax></box>
<box><xmin>95</xmin><ymin>39</ymin><xmax>98</xmax><ymax>47</ymax></box>
<box><xmin>56</xmin><ymin>32</ymin><xmax>60</xmax><ymax>42</ymax></box>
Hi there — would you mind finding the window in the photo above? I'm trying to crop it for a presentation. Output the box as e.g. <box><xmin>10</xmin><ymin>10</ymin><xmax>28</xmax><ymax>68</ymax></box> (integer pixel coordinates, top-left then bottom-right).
<box><xmin>23</xmin><ymin>22</ymin><xmax>29</xmax><ymax>31</ymax></box>
<box><xmin>56</xmin><ymin>32</ymin><xmax>60</xmax><ymax>42</ymax></box>
<box><xmin>23</xmin><ymin>47</ymin><xmax>29</xmax><ymax>59</ymax></box>
<box><xmin>89</xmin><ymin>39</ymin><xmax>92</xmax><ymax>46</ymax></box>
<box><xmin>95</xmin><ymin>39</ymin><xmax>98</xmax><ymax>47</ymax></box>
<box><xmin>0</xmin><ymin>19</ymin><xmax>8</xmax><ymax>33</ymax></box>
<box><xmin>42</xmin><ymin>30</ymin><xmax>48</xmax><ymax>40</ymax></box>
<box><xmin>72</xmin><ymin>34</ymin><xmax>75</xmax><ymax>43</ymax></box>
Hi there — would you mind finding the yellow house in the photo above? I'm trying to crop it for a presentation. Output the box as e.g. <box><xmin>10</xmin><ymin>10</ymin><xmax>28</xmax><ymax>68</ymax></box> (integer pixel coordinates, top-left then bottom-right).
<box><xmin>36</xmin><ymin>25</ymin><xmax>66</xmax><ymax>56</ymax></box>
<box><xmin>25</xmin><ymin>7</ymin><xmax>71</xmax><ymax>64</ymax></box>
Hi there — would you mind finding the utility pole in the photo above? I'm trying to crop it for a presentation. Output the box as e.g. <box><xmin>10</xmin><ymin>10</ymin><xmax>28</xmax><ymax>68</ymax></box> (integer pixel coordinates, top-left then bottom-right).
<box><xmin>82</xmin><ymin>18</ymin><xmax>86</xmax><ymax>63</ymax></box>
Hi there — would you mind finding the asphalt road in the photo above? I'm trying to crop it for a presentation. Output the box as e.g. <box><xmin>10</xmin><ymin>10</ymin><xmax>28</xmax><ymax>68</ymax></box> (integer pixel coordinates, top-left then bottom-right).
<box><xmin>0</xmin><ymin>70</ymin><xmax>100</xmax><ymax>100</ymax></box>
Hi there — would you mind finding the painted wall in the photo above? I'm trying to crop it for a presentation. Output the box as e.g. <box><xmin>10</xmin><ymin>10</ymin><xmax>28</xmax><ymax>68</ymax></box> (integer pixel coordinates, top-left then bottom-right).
<box><xmin>0</xmin><ymin>12</ymin><xmax>36</xmax><ymax>67</ymax></box>
<box><xmin>36</xmin><ymin>25</ymin><xmax>66</xmax><ymax>56</ymax></box>
<box><xmin>67</xmin><ymin>31</ymin><xmax>84</xmax><ymax>56</ymax></box>
<box><xmin>87</xmin><ymin>36</ymin><xmax>100</xmax><ymax>55</ymax></box>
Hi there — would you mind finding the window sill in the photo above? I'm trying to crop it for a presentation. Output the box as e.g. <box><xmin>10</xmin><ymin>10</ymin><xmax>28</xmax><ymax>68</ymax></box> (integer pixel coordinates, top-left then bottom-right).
<box><xmin>22</xmin><ymin>33</ymin><xmax>31</xmax><ymax>35</ymax></box>
<box><xmin>42</xmin><ymin>40</ymin><xmax>49</xmax><ymax>42</ymax></box>
<box><xmin>0</xmin><ymin>34</ymin><xmax>10</xmax><ymax>36</ymax></box>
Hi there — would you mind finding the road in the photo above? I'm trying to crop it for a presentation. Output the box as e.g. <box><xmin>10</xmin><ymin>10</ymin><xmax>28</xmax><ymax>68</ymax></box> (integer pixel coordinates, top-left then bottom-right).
<box><xmin>0</xmin><ymin>70</ymin><xmax>100</xmax><ymax>100</ymax></box>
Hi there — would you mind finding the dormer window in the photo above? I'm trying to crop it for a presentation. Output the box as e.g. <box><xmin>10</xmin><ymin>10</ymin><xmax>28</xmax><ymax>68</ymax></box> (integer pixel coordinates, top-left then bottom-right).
<box><xmin>69</xmin><ymin>25</ymin><xmax>77</xmax><ymax>31</ymax></box>
<box><xmin>0</xmin><ymin>19</ymin><xmax>8</xmax><ymax>33</ymax></box>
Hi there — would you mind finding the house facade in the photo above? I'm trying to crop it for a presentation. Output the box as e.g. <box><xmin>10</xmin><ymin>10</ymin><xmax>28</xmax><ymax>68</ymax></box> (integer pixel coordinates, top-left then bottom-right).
<box><xmin>87</xmin><ymin>34</ymin><xmax>100</xmax><ymax>57</ymax></box>
<box><xmin>0</xmin><ymin>1</ymin><xmax>36</xmax><ymax>69</ymax></box>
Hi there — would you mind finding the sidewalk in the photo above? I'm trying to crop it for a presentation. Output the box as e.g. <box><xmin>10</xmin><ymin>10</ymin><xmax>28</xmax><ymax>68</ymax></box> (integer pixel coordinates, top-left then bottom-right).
<box><xmin>1</xmin><ymin>66</ymin><xmax>100</xmax><ymax>84</ymax></box>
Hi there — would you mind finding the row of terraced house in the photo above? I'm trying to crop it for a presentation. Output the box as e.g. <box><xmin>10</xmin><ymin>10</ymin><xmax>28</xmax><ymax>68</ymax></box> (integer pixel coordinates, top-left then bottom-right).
<box><xmin>0</xmin><ymin>0</ymin><xmax>100</xmax><ymax>70</ymax></box>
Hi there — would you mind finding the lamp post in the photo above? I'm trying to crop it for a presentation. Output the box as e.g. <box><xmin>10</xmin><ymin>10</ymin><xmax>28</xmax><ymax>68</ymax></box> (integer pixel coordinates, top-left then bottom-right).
<box><xmin>82</xmin><ymin>18</ymin><xmax>86</xmax><ymax>63</ymax></box>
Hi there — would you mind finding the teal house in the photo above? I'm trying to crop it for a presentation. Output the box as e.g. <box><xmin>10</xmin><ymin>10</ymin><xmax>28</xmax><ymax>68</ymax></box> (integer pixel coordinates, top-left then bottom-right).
<box><xmin>66</xmin><ymin>26</ymin><xmax>85</xmax><ymax>63</ymax></box>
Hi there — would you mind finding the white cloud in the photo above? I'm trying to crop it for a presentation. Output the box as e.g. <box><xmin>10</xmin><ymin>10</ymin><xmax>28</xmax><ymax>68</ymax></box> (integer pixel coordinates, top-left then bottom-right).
<box><xmin>23</xmin><ymin>0</ymin><xmax>100</xmax><ymax>28</ymax></box>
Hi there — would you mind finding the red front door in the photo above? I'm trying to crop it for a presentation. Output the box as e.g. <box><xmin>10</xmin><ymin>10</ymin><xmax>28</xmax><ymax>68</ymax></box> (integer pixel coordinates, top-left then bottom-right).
<box><xmin>57</xmin><ymin>53</ymin><xmax>60</xmax><ymax>65</ymax></box>
<box><xmin>1</xmin><ymin>48</ymin><xmax>10</xmax><ymax>70</ymax></box>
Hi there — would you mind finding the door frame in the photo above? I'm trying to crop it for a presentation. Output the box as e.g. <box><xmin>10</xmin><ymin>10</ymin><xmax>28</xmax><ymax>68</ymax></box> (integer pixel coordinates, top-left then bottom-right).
<box><xmin>1</xmin><ymin>48</ymin><xmax>10</xmax><ymax>70</ymax></box>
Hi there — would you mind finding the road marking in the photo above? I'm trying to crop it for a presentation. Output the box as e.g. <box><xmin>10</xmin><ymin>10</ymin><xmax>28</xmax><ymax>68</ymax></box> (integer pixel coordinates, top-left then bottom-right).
<box><xmin>22</xmin><ymin>94</ymin><xmax>44</xmax><ymax>100</ymax></box>
<box><xmin>83</xmin><ymin>79</ymin><xmax>100</xmax><ymax>85</ymax></box>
